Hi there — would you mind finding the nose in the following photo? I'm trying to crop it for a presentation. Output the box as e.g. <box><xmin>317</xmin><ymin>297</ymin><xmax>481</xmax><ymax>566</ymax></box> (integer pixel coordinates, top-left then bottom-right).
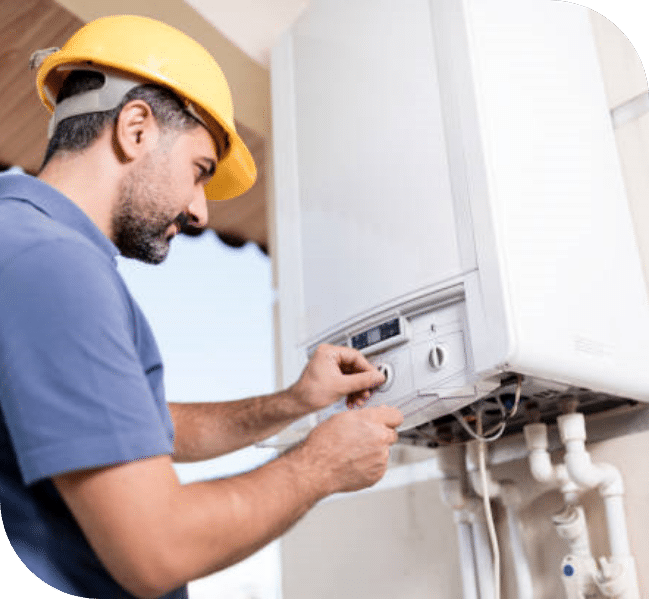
<box><xmin>188</xmin><ymin>185</ymin><xmax>209</xmax><ymax>229</ymax></box>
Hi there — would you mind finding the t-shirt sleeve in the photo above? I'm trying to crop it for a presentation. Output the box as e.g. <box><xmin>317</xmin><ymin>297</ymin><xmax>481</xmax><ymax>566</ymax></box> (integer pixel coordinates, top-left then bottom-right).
<box><xmin>0</xmin><ymin>239</ymin><xmax>173</xmax><ymax>485</ymax></box>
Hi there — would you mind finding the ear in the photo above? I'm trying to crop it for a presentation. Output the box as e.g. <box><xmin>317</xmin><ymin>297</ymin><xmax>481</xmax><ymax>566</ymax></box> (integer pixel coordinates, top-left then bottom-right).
<box><xmin>113</xmin><ymin>100</ymin><xmax>159</xmax><ymax>162</ymax></box>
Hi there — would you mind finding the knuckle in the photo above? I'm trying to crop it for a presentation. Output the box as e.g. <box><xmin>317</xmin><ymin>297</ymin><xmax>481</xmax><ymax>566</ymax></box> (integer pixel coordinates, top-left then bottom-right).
<box><xmin>314</xmin><ymin>343</ymin><xmax>330</xmax><ymax>356</ymax></box>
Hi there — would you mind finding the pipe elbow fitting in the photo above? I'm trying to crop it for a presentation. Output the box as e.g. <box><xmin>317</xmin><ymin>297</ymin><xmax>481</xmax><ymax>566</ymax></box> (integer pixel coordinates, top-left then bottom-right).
<box><xmin>563</xmin><ymin>446</ymin><xmax>624</xmax><ymax>496</ymax></box>
<box><xmin>558</xmin><ymin>413</ymin><xmax>624</xmax><ymax>496</ymax></box>
<box><xmin>525</xmin><ymin>423</ymin><xmax>558</xmax><ymax>484</ymax></box>
<box><xmin>528</xmin><ymin>448</ymin><xmax>555</xmax><ymax>484</ymax></box>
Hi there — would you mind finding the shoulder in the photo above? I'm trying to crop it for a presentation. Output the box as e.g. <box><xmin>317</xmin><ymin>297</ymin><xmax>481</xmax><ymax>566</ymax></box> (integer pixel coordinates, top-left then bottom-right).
<box><xmin>0</xmin><ymin>233</ymin><xmax>131</xmax><ymax>339</ymax></box>
<box><xmin>3</xmin><ymin>232</ymin><xmax>118</xmax><ymax>290</ymax></box>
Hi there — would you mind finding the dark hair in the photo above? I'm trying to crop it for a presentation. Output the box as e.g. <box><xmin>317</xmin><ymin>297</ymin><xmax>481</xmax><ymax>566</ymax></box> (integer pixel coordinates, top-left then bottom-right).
<box><xmin>41</xmin><ymin>70</ymin><xmax>225</xmax><ymax>169</ymax></box>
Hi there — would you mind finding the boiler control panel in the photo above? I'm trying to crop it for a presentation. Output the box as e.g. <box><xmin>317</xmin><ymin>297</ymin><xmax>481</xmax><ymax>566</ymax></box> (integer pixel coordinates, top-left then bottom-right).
<box><xmin>313</xmin><ymin>298</ymin><xmax>488</xmax><ymax>431</ymax></box>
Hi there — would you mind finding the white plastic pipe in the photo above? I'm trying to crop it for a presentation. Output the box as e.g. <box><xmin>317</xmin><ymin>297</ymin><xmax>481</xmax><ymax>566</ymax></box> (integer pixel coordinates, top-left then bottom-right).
<box><xmin>603</xmin><ymin>496</ymin><xmax>631</xmax><ymax>558</ymax></box>
<box><xmin>552</xmin><ymin>504</ymin><xmax>593</xmax><ymax>558</ymax></box>
<box><xmin>440</xmin><ymin>479</ymin><xmax>480</xmax><ymax>599</ymax></box>
<box><xmin>523</xmin><ymin>422</ymin><xmax>581</xmax><ymax>504</ymax></box>
<box><xmin>471</xmin><ymin>511</ymin><xmax>496</xmax><ymax>599</ymax></box>
<box><xmin>466</xmin><ymin>441</ymin><xmax>534</xmax><ymax>599</ymax></box>
<box><xmin>557</xmin><ymin>414</ymin><xmax>629</xmax><ymax>556</ymax></box>
<box><xmin>466</xmin><ymin>441</ymin><xmax>502</xmax><ymax>500</ymax></box>
<box><xmin>455</xmin><ymin>513</ymin><xmax>479</xmax><ymax>599</ymax></box>
<box><xmin>557</xmin><ymin>413</ymin><xmax>641</xmax><ymax>599</ymax></box>
<box><xmin>502</xmin><ymin>501</ymin><xmax>534</xmax><ymax>599</ymax></box>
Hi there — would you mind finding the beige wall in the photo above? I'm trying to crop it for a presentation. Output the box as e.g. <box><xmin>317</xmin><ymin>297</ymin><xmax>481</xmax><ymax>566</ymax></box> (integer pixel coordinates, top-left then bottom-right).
<box><xmin>282</xmin><ymin>429</ymin><xmax>649</xmax><ymax>599</ymax></box>
<box><xmin>282</xmin><ymin>475</ymin><xmax>462</xmax><ymax>599</ymax></box>
<box><xmin>281</xmin><ymin>11</ymin><xmax>649</xmax><ymax>599</ymax></box>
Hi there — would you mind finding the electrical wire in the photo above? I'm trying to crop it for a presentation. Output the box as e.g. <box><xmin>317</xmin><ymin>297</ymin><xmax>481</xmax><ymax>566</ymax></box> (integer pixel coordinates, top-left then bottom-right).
<box><xmin>453</xmin><ymin>395</ymin><xmax>507</xmax><ymax>442</ymax></box>
<box><xmin>458</xmin><ymin>376</ymin><xmax>523</xmax><ymax>599</ymax></box>
<box><xmin>507</xmin><ymin>375</ymin><xmax>524</xmax><ymax>418</ymax></box>
<box><xmin>477</xmin><ymin>410</ymin><xmax>501</xmax><ymax>599</ymax></box>
<box><xmin>452</xmin><ymin>376</ymin><xmax>525</xmax><ymax>442</ymax></box>
<box><xmin>453</xmin><ymin>410</ymin><xmax>507</xmax><ymax>442</ymax></box>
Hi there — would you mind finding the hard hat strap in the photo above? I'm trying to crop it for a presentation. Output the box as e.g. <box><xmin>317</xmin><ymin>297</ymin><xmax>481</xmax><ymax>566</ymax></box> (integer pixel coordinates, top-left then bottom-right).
<box><xmin>48</xmin><ymin>68</ymin><xmax>140</xmax><ymax>139</ymax></box>
<box><xmin>47</xmin><ymin>66</ymin><xmax>209</xmax><ymax>139</ymax></box>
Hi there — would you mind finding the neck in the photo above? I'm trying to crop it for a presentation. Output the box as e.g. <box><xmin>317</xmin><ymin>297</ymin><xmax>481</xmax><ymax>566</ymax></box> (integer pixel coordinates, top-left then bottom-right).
<box><xmin>38</xmin><ymin>141</ymin><xmax>123</xmax><ymax>241</ymax></box>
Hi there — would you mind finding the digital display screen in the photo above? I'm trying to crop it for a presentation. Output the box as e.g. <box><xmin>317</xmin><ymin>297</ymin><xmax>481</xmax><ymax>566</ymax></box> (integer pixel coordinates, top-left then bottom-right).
<box><xmin>351</xmin><ymin>318</ymin><xmax>401</xmax><ymax>351</ymax></box>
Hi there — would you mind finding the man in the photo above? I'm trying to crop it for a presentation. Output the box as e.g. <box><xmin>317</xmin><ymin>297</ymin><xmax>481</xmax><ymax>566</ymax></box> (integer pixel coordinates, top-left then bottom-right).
<box><xmin>0</xmin><ymin>15</ymin><xmax>403</xmax><ymax>599</ymax></box>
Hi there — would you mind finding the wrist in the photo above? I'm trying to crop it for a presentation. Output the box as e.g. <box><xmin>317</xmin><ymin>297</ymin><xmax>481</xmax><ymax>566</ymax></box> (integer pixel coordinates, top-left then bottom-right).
<box><xmin>281</xmin><ymin>382</ymin><xmax>314</xmax><ymax>419</ymax></box>
<box><xmin>281</xmin><ymin>438</ymin><xmax>335</xmax><ymax>501</ymax></box>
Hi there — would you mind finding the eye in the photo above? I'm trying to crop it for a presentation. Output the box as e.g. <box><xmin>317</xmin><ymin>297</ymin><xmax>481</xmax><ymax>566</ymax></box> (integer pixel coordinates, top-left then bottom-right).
<box><xmin>195</xmin><ymin>164</ymin><xmax>208</xmax><ymax>184</ymax></box>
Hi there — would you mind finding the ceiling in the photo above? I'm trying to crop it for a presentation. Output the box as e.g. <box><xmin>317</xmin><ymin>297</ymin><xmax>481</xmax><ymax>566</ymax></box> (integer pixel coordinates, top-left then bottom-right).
<box><xmin>185</xmin><ymin>0</ymin><xmax>308</xmax><ymax>67</ymax></box>
<box><xmin>0</xmin><ymin>0</ymin><xmax>81</xmax><ymax>173</ymax></box>
<box><xmin>0</xmin><ymin>0</ymin><xmax>305</xmax><ymax>252</ymax></box>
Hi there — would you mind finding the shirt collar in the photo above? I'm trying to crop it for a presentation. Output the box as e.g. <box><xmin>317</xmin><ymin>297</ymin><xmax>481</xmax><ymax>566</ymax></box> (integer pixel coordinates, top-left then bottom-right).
<box><xmin>0</xmin><ymin>172</ymin><xmax>119</xmax><ymax>261</ymax></box>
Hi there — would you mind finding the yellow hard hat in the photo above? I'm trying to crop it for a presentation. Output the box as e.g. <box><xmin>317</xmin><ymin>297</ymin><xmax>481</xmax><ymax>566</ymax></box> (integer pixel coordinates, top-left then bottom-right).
<box><xmin>34</xmin><ymin>14</ymin><xmax>256</xmax><ymax>201</ymax></box>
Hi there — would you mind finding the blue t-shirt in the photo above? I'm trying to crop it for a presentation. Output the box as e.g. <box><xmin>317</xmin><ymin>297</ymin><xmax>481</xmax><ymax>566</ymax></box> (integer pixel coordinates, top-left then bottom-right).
<box><xmin>0</xmin><ymin>173</ymin><xmax>187</xmax><ymax>599</ymax></box>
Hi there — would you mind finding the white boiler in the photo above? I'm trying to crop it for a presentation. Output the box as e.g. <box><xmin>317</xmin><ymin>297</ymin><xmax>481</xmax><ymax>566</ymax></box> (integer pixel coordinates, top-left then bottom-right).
<box><xmin>270</xmin><ymin>0</ymin><xmax>649</xmax><ymax>441</ymax></box>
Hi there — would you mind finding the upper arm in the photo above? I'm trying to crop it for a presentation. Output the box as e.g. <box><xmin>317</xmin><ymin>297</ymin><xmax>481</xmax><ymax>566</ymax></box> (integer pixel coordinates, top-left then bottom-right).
<box><xmin>0</xmin><ymin>240</ymin><xmax>172</xmax><ymax>484</ymax></box>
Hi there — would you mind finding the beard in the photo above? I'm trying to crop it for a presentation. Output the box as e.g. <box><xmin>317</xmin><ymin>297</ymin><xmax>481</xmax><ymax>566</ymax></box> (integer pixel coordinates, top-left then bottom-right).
<box><xmin>112</xmin><ymin>151</ymin><xmax>183</xmax><ymax>265</ymax></box>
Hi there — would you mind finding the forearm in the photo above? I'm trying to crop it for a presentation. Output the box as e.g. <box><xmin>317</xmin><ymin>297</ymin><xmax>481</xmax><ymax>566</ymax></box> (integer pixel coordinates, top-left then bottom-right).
<box><xmin>167</xmin><ymin>444</ymin><xmax>327</xmax><ymax>583</ymax></box>
<box><xmin>169</xmin><ymin>344</ymin><xmax>388</xmax><ymax>463</ymax></box>
<box><xmin>54</xmin><ymin>450</ymin><xmax>329</xmax><ymax>599</ymax></box>
<box><xmin>53</xmin><ymin>405</ymin><xmax>402</xmax><ymax>598</ymax></box>
<box><xmin>168</xmin><ymin>390</ymin><xmax>305</xmax><ymax>462</ymax></box>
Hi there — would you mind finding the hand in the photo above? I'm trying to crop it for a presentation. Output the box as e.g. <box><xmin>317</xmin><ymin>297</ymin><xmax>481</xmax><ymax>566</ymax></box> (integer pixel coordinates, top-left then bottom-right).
<box><xmin>289</xmin><ymin>344</ymin><xmax>386</xmax><ymax>414</ymax></box>
<box><xmin>298</xmin><ymin>405</ymin><xmax>404</xmax><ymax>494</ymax></box>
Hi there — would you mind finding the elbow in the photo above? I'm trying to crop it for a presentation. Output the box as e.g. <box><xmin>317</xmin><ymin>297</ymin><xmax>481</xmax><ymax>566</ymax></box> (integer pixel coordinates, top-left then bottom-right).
<box><xmin>113</xmin><ymin>568</ymin><xmax>185</xmax><ymax>599</ymax></box>
<box><xmin>120</xmin><ymin>575</ymin><xmax>180</xmax><ymax>599</ymax></box>
<box><xmin>102</xmin><ymin>543</ymin><xmax>188</xmax><ymax>599</ymax></box>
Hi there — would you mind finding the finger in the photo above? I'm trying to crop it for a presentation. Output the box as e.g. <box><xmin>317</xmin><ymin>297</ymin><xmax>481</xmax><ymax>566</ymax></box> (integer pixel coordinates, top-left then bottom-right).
<box><xmin>329</xmin><ymin>345</ymin><xmax>377</xmax><ymax>374</ymax></box>
<box><xmin>364</xmin><ymin>405</ymin><xmax>404</xmax><ymax>429</ymax></box>
<box><xmin>346</xmin><ymin>390</ymin><xmax>370</xmax><ymax>409</ymax></box>
<box><xmin>388</xmin><ymin>428</ymin><xmax>399</xmax><ymax>445</ymax></box>
<box><xmin>380</xmin><ymin>428</ymin><xmax>399</xmax><ymax>446</ymax></box>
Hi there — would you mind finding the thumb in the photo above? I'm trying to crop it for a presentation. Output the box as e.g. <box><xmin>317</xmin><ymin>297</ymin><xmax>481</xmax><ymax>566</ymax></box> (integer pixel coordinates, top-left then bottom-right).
<box><xmin>366</xmin><ymin>405</ymin><xmax>404</xmax><ymax>429</ymax></box>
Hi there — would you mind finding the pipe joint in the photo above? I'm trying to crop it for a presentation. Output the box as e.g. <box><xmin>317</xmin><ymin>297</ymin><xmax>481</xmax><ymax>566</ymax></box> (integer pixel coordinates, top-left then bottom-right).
<box><xmin>595</xmin><ymin>556</ymin><xmax>639</xmax><ymax>598</ymax></box>
<box><xmin>558</xmin><ymin>413</ymin><xmax>624</xmax><ymax>496</ymax></box>
<box><xmin>563</xmin><ymin>447</ymin><xmax>624</xmax><ymax>496</ymax></box>
<box><xmin>524</xmin><ymin>423</ymin><xmax>581</xmax><ymax>502</ymax></box>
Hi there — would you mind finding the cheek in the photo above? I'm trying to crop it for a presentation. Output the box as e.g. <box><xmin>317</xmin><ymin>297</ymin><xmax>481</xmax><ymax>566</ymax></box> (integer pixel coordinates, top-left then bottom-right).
<box><xmin>162</xmin><ymin>167</ymin><xmax>192</xmax><ymax>205</ymax></box>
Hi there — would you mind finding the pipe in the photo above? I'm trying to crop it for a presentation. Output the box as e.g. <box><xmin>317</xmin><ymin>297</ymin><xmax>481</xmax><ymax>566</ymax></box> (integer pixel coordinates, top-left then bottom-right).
<box><xmin>440</xmin><ymin>478</ymin><xmax>480</xmax><ymax>599</ymax></box>
<box><xmin>552</xmin><ymin>504</ymin><xmax>592</xmax><ymax>558</ymax></box>
<box><xmin>553</xmin><ymin>504</ymin><xmax>600</xmax><ymax>599</ymax></box>
<box><xmin>466</xmin><ymin>440</ymin><xmax>501</xmax><ymax>499</ymax></box>
<box><xmin>557</xmin><ymin>413</ymin><xmax>640</xmax><ymax>599</ymax></box>
<box><xmin>455</xmin><ymin>513</ymin><xmax>479</xmax><ymax>599</ymax></box>
<box><xmin>525</xmin><ymin>422</ymin><xmax>600</xmax><ymax>598</ymax></box>
<box><xmin>523</xmin><ymin>422</ymin><xmax>581</xmax><ymax>504</ymax></box>
<box><xmin>466</xmin><ymin>441</ymin><xmax>534</xmax><ymax>599</ymax></box>
<box><xmin>471</xmin><ymin>510</ymin><xmax>496</xmax><ymax>599</ymax></box>
<box><xmin>501</xmin><ymin>489</ymin><xmax>534</xmax><ymax>599</ymax></box>
<box><xmin>557</xmin><ymin>414</ymin><xmax>628</xmax><ymax>555</ymax></box>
